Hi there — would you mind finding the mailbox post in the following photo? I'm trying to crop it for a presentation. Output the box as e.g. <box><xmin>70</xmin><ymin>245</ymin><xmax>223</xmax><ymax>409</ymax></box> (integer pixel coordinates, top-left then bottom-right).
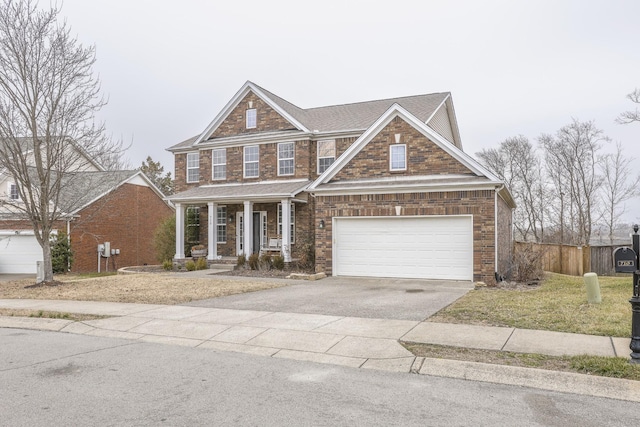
<box><xmin>632</xmin><ymin>225</ymin><xmax>640</xmax><ymax>364</ymax></box>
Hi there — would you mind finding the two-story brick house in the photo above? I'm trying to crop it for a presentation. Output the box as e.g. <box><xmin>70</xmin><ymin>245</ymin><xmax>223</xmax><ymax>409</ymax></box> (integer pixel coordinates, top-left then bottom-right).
<box><xmin>168</xmin><ymin>81</ymin><xmax>515</xmax><ymax>283</ymax></box>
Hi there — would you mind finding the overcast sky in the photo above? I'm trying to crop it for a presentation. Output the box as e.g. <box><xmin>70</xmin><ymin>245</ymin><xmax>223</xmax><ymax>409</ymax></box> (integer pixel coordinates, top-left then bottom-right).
<box><xmin>60</xmin><ymin>1</ymin><xmax>640</xmax><ymax>201</ymax></box>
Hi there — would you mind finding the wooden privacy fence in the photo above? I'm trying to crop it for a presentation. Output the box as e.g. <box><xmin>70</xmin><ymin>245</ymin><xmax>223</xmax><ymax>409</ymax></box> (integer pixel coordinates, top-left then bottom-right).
<box><xmin>514</xmin><ymin>242</ymin><xmax>625</xmax><ymax>276</ymax></box>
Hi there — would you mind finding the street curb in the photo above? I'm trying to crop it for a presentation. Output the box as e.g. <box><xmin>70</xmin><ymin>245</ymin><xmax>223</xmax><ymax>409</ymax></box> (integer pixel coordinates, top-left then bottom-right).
<box><xmin>418</xmin><ymin>357</ymin><xmax>640</xmax><ymax>403</ymax></box>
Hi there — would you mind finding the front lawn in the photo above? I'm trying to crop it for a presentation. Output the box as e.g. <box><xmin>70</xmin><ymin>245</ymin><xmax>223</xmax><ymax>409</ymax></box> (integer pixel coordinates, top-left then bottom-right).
<box><xmin>430</xmin><ymin>273</ymin><xmax>633</xmax><ymax>337</ymax></box>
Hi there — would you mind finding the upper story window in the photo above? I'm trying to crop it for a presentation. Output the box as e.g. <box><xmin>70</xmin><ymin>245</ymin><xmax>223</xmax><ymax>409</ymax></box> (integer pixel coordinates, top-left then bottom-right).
<box><xmin>390</xmin><ymin>144</ymin><xmax>406</xmax><ymax>171</ymax></box>
<box><xmin>246</xmin><ymin>109</ymin><xmax>257</xmax><ymax>129</ymax></box>
<box><xmin>212</xmin><ymin>148</ymin><xmax>226</xmax><ymax>180</ymax></box>
<box><xmin>8</xmin><ymin>182</ymin><xmax>19</xmax><ymax>200</ymax></box>
<box><xmin>278</xmin><ymin>142</ymin><xmax>295</xmax><ymax>176</ymax></box>
<box><xmin>244</xmin><ymin>145</ymin><xmax>259</xmax><ymax>178</ymax></box>
<box><xmin>186</xmin><ymin>152</ymin><xmax>199</xmax><ymax>183</ymax></box>
<box><xmin>317</xmin><ymin>139</ymin><xmax>336</xmax><ymax>174</ymax></box>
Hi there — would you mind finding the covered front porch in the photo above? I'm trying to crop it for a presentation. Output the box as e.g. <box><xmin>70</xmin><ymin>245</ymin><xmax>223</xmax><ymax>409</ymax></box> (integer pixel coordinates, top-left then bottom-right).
<box><xmin>169</xmin><ymin>180</ymin><xmax>312</xmax><ymax>264</ymax></box>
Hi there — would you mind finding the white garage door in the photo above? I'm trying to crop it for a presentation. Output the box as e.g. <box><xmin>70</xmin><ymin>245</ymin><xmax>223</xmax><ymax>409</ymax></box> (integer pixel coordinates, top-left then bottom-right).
<box><xmin>333</xmin><ymin>216</ymin><xmax>473</xmax><ymax>280</ymax></box>
<box><xmin>0</xmin><ymin>232</ymin><xmax>42</xmax><ymax>274</ymax></box>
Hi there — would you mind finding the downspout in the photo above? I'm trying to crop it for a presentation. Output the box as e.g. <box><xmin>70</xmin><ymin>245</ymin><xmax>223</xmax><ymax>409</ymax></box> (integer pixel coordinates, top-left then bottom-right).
<box><xmin>66</xmin><ymin>219</ymin><xmax>71</xmax><ymax>272</ymax></box>
<box><xmin>495</xmin><ymin>185</ymin><xmax>504</xmax><ymax>280</ymax></box>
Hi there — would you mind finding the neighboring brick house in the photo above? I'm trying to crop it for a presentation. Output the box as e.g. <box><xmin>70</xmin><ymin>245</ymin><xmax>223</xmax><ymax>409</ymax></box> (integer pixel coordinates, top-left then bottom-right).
<box><xmin>64</xmin><ymin>170</ymin><xmax>174</xmax><ymax>272</ymax></box>
<box><xmin>168</xmin><ymin>81</ymin><xmax>515</xmax><ymax>283</ymax></box>
<box><xmin>0</xmin><ymin>166</ymin><xmax>174</xmax><ymax>273</ymax></box>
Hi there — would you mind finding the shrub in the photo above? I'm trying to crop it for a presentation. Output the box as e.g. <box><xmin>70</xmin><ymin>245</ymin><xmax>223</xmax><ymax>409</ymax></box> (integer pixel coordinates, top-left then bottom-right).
<box><xmin>195</xmin><ymin>257</ymin><xmax>208</xmax><ymax>270</ymax></box>
<box><xmin>511</xmin><ymin>243</ymin><xmax>545</xmax><ymax>283</ymax></box>
<box><xmin>259</xmin><ymin>253</ymin><xmax>272</xmax><ymax>270</ymax></box>
<box><xmin>154</xmin><ymin>215</ymin><xmax>176</xmax><ymax>263</ymax></box>
<box><xmin>236</xmin><ymin>254</ymin><xmax>246</xmax><ymax>268</ymax></box>
<box><xmin>296</xmin><ymin>234</ymin><xmax>315</xmax><ymax>272</ymax></box>
<box><xmin>162</xmin><ymin>260</ymin><xmax>173</xmax><ymax>271</ymax></box>
<box><xmin>185</xmin><ymin>260</ymin><xmax>196</xmax><ymax>271</ymax></box>
<box><xmin>51</xmin><ymin>232</ymin><xmax>72</xmax><ymax>273</ymax></box>
<box><xmin>272</xmin><ymin>255</ymin><xmax>285</xmax><ymax>270</ymax></box>
<box><xmin>248</xmin><ymin>253</ymin><xmax>260</xmax><ymax>270</ymax></box>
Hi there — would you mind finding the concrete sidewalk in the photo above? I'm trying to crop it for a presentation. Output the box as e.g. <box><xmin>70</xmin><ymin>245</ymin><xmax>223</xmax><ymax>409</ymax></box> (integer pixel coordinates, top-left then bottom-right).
<box><xmin>1</xmin><ymin>298</ymin><xmax>639</xmax><ymax>402</ymax></box>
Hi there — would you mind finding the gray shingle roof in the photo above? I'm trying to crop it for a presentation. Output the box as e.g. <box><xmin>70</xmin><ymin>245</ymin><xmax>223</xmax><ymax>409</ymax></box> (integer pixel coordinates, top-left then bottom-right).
<box><xmin>168</xmin><ymin>83</ymin><xmax>449</xmax><ymax>151</ymax></box>
<box><xmin>168</xmin><ymin>180</ymin><xmax>311</xmax><ymax>203</ymax></box>
<box><xmin>255</xmin><ymin>82</ymin><xmax>448</xmax><ymax>133</ymax></box>
<box><xmin>58</xmin><ymin>170</ymin><xmax>139</xmax><ymax>213</ymax></box>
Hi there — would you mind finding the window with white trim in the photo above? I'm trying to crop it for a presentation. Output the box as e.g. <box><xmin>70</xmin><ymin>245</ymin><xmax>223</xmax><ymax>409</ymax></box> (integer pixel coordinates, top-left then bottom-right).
<box><xmin>8</xmin><ymin>182</ymin><xmax>19</xmax><ymax>200</ymax></box>
<box><xmin>317</xmin><ymin>139</ymin><xmax>336</xmax><ymax>174</ymax></box>
<box><xmin>186</xmin><ymin>152</ymin><xmax>199</xmax><ymax>183</ymax></box>
<box><xmin>216</xmin><ymin>206</ymin><xmax>227</xmax><ymax>242</ymax></box>
<box><xmin>278</xmin><ymin>142</ymin><xmax>295</xmax><ymax>176</ymax></box>
<box><xmin>212</xmin><ymin>149</ymin><xmax>226</xmax><ymax>180</ymax></box>
<box><xmin>185</xmin><ymin>206</ymin><xmax>200</xmax><ymax>246</ymax></box>
<box><xmin>277</xmin><ymin>203</ymin><xmax>295</xmax><ymax>244</ymax></box>
<box><xmin>390</xmin><ymin>144</ymin><xmax>406</xmax><ymax>171</ymax></box>
<box><xmin>244</xmin><ymin>145</ymin><xmax>259</xmax><ymax>178</ymax></box>
<box><xmin>246</xmin><ymin>109</ymin><xmax>257</xmax><ymax>129</ymax></box>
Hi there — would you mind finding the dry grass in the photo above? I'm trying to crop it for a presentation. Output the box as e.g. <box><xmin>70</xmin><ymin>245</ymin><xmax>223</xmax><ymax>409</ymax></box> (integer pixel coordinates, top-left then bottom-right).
<box><xmin>431</xmin><ymin>273</ymin><xmax>632</xmax><ymax>337</ymax></box>
<box><xmin>402</xmin><ymin>342</ymin><xmax>640</xmax><ymax>381</ymax></box>
<box><xmin>0</xmin><ymin>308</ymin><xmax>104</xmax><ymax>321</ymax></box>
<box><xmin>0</xmin><ymin>272</ymin><xmax>291</xmax><ymax>305</ymax></box>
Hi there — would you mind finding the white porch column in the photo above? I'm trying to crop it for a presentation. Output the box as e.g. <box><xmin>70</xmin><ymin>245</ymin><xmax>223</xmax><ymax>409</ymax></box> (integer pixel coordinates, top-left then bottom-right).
<box><xmin>281</xmin><ymin>198</ymin><xmax>291</xmax><ymax>262</ymax></box>
<box><xmin>207</xmin><ymin>202</ymin><xmax>217</xmax><ymax>261</ymax></box>
<box><xmin>243</xmin><ymin>201</ymin><xmax>253</xmax><ymax>259</ymax></box>
<box><xmin>175</xmin><ymin>203</ymin><xmax>185</xmax><ymax>259</ymax></box>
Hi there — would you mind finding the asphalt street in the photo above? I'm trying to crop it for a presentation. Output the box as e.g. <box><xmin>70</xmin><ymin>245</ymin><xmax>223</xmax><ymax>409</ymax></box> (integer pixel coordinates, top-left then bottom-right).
<box><xmin>1</xmin><ymin>328</ymin><xmax>637</xmax><ymax>426</ymax></box>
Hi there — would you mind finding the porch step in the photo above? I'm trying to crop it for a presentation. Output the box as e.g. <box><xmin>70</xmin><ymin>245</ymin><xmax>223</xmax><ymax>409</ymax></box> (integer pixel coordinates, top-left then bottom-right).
<box><xmin>207</xmin><ymin>256</ymin><xmax>237</xmax><ymax>265</ymax></box>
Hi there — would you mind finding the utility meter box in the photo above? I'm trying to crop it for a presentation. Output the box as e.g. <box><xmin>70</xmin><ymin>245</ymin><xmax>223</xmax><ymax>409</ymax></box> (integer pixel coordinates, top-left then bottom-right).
<box><xmin>614</xmin><ymin>247</ymin><xmax>636</xmax><ymax>273</ymax></box>
<box><xmin>103</xmin><ymin>242</ymin><xmax>111</xmax><ymax>258</ymax></box>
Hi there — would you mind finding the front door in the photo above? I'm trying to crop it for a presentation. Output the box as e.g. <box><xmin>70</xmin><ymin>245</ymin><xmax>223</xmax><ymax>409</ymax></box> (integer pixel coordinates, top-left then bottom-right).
<box><xmin>236</xmin><ymin>211</ymin><xmax>266</xmax><ymax>255</ymax></box>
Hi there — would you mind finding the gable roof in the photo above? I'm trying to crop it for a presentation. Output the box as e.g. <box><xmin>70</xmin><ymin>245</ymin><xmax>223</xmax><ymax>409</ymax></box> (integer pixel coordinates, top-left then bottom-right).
<box><xmin>168</xmin><ymin>81</ymin><xmax>459</xmax><ymax>151</ymax></box>
<box><xmin>193</xmin><ymin>81</ymin><xmax>311</xmax><ymax>145</ymax></box>
<box><xmin>308</xmin><ymin>103</ymin><xmax>501</xmax><ymax>190</ymax></box>
<box><xmin>59</xmin><ymin>170</ymin><xmax>170</xmax><ymax>214</ymax></box>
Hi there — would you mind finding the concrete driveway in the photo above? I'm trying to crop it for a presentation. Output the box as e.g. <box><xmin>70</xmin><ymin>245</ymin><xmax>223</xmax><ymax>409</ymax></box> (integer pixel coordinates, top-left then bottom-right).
<box><xmin>184</xmin><ymin>276</ymin><xmax>474</xmax><ymax>321</ymax></box>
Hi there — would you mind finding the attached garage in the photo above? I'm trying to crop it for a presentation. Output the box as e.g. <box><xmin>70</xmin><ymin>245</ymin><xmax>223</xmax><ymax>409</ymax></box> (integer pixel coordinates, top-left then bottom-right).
<box><xmin>333</xmin><ymin>216</ymin><xmax>473</xmax><ymax>281</ymax></box>
<box><xmin>0</xmin><ymin>231</ymin><xmax>42</xmax><ymax>274</ymax></box>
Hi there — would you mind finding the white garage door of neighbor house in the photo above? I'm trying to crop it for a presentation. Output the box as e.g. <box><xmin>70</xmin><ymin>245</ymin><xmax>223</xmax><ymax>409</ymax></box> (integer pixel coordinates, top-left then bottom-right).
<box><xmin>333</xmin><ymin>216</ymin><xmax>473</xmax><ymax>281</ymax></box>
<box><xmin>0</xmin><ymin>232</ymin><xmax>42</xmax><ymax>274</ymax></box>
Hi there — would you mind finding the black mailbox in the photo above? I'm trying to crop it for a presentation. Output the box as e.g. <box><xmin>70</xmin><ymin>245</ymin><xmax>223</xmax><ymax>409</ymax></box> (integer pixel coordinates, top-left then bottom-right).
<box><xmin>614</xmin><ymin>247</ymin><xmax>637</xmax><ymax>273</ymax></box>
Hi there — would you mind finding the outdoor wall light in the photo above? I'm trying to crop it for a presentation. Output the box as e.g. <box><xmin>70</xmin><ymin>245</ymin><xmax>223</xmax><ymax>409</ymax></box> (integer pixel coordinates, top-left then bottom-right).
<box><xmin>319</xmin><ymin>219</ymin><xmax>325</xmax><ymax>229</ymax></box>
<box><xmin>228</xmin><ymin>215</ymin><xmax>234</xmax><ymax>223</ymax></box>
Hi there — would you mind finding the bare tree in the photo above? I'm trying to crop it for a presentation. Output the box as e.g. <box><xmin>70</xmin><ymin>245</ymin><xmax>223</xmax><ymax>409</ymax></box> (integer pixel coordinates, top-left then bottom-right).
<box><xmin>539</xmin><ymin>133</ymin><xmax>570</xmax><ymax>244</ymax></box>
<box><xmin>0</xmin><ymin>0</ymin><xmax>125</xmax><ymax>283</ymax></box>
<box><xmin>600</xmin><ymin>142</ymin><xmax>640</xmax><ymax>244</ymax></box>
<box><xmin>477</xmin><ymin>136</ymin><xmax>546</xmax><ymax>242</ymax></box>
<box><xmin>617</xmin><ymin>89</ymin><xmax>640</xmax><ymax>124</ymax></box>
<box><xmin>539</xmin><ymin>119</ymin><xmax>606</xmax><ymax>246</ymax></box>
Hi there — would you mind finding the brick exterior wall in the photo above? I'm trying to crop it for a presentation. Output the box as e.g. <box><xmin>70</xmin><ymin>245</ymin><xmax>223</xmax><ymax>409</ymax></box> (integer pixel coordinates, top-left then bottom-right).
<box><xmin>314</xmin><ymin>190</ymin><xmax>498</xmax><ymax>284</ymax></box>
<box><xmin>210</xmin><ymin>92</ymin><xmax>296</xmax><ymax>138</ymax></box>
<box><xmin>496</xmin><ymin>194</ymin><xmax>514</xmax><ymax>279</ymax></box>
<box><xmin>69</xmin><ymin>183</ymin><xmax>174</xmax><ymax>272</ymax></box>
<box><xmin>174</xmin><ymin>152</ymin><xmax>193</xmax><ymax>193</ymax></box>
<box><xmin>332</xmin><ymin>117</ymin><xmax>473</xmax><ymax>181</ymax></box>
